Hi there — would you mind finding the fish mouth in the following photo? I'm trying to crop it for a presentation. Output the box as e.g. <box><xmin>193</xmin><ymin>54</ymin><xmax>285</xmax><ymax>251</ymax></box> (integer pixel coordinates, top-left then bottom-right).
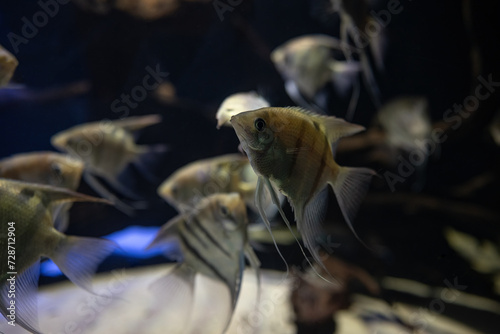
<box><xmin>270</xmin><ymin>48</ymin><xmax>283</xmax><ymax>65</ymax></box>
<box><xmin>50</xmin><ymin>133</ymin><xmax>67</xmax><ymax>151</ymax></box>
<box><xmin>157</xmin><ymin>180</ymin><xmax>174</xmax><ymax>202</ymax></box>
<box><xmin>216</xmin><ymin>114</ymin><xmax>229</xmax><ymax>129</ymax></box>
<box><xmin>229</xmin><ymin>118</ymin><xmax>254</xmax><ymax>152</ymax></box>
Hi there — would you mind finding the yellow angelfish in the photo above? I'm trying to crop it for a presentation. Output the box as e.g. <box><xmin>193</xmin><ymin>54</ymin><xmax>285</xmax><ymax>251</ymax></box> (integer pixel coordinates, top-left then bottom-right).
<box><xmin>230</xmin><ymin>107</ymin><xmax>375</xmax><ymax>269</ymax></box>
<box><xmin>0</xmin><ymin>151</ymin><xmax>85</xmax><ymax>232</ymax></box>
<box><xmin>0</xmin><ymin>178</ymin><xmax>116</xmax><ymax>334</ymax></box>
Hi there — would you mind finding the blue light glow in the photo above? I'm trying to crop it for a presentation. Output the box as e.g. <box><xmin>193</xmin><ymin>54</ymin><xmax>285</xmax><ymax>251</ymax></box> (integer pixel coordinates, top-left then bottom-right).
<box><xmin>40</xmin><ymin>225</ymin><xmax>174</xmax><ymax>277</ymax></box>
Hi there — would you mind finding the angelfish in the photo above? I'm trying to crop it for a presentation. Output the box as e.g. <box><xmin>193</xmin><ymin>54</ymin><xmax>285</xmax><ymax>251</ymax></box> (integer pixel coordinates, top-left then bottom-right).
<box><xmin>230</xmin><ymin>107</ymin><xmax>375</xmax><ymax>270</ymax></box>
<box><xmin>147</xmin><ymin>193</ymin><xmax>260</xmax><ymax>332</ymax></box>
<box><xmin>271</xmin><ymin>34</ymin><xmax>361</xmax><ymax>117</ymax></box>
<box><xmin>158</xmin><ymin>154</ymin><xmax>260</xmax><ymax>213</ymax></box>
<box><xmin>0</xmin><ymin>178</ymin><xmax>116</xmax><ymax>334</ymax></box>
<box><xmin>51</xmin><ymin>114</ymin><xmax>166</xmax><ymax>215</ymax></box>
<box><xmin>0</xmin><ymin>151</ymin><xmax>84</xmax><ymax>232</ymax></box>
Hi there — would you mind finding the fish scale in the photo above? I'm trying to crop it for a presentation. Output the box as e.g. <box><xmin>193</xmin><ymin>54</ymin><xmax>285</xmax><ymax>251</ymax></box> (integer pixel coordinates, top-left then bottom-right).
<box><xmin>267</xmin><ymin>109</ymin><xmax>338</xmax><ymax>202</ymax></box>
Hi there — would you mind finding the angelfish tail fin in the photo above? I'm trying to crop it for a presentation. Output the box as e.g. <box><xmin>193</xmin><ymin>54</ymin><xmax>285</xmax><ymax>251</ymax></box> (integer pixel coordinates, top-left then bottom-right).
<box><xmin>1</xmin><ymin>262</ymin><xmax>42</xmax><ymax>334</ymax></box>
<box><xmin>330</xmin><ymin>166</ymin><xmax>376</xmax><ymax>248</ymax></box>
<box><xmin>50</xmin><ymin>235</ymin><xmax>117</xmax><ymax>293</ymax></box>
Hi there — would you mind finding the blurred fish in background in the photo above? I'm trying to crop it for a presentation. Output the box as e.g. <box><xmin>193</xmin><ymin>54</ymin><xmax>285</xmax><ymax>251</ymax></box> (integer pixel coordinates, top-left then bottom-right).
<box><xmin>329</xmin><ymin>0</ymin><xmax>385</xmax><ymax>107</ymax></box>
<box><xmin>271</xmin><ymin>34</ymin><xmax>361</xmax><ymax>117</ymax></box>
<box><xmin>51</xmin><ymin>114</ymin><xmax>167</xmax><ymax>216</ymax></box>
<box><xmin>72</xmin><ymin>0</ymin><xmax>213</xmax><ymax>20</ymax></box>
<box><xmin>158</xmin><ymin>154</ymin><xmax>258</xmax><ymax>213</ymax></box>
<box><xmin>216</xmin><ymin>91</ymin><xmax>270</xmax><ymax>129</ymax></box>
<box><xmin>375</xmin><ymin>96</ymin><xmax>432</xmax><ymax>190</ymax></box>
<box><xmin>489</xmin><ymin>109</ymin><xmax>500</xmax><ymax>146</ymax></box>
<box><xmin>0</xmin><ymin>178</ymin><xmax>116</xmax><ymax>333</ymax></box>
<box><xmin>0</xmin><ymin>44</ymin><xmax>18</xmax><ymax>88</ymax></box>
<box><xmin>0</xmin><ymin>151</ymin><xmax>84</xmax><ymax>232</ymax></box>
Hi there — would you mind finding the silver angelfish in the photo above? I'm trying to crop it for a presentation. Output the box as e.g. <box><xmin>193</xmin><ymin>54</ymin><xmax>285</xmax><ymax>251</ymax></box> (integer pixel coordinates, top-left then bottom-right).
<box><xmin>147</xmin><ymin>192</ymin><xmax>260</xmax><ymax>333</ymax></box>
<box><xmin>51</xmin><ymin>114</ymin><xmax>166</xmax><ymax>215</ymax></box>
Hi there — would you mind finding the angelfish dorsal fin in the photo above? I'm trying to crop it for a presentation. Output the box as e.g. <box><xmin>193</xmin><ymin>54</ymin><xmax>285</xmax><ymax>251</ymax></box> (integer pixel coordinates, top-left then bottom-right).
<box><xmin>13</xmin><ymin>180</ymin><xmax>111</xmax><ymax>207</ymax></box>
<box><xmin>111</xmin><ymin>114</ymin><xmax>162</xmax><ymax>132</ymax></box>
<box><xmin>285</xmin><ymin>107</ymin><xmax>366</xmax><ymax>147</ymax></box>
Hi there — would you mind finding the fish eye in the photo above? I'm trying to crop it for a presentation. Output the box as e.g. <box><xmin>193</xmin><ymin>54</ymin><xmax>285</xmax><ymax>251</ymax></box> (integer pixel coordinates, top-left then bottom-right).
<box><xmin>284</xmin><ymin>53</ymin><xmax>292</xmax><ymax>66</ymax></box>
<box><xmin>220</xmin><ymin>205</ymin><xmax>229</xmax><ymax>216</ymax></box>
<box><xmin>51</xmin><ymin>163</ymin><xmax>62</xmax><ymax>176</ymax></box>
<box><xmin>254</xmin><ymin>118</ymin><xmax>266</xmax><ymax>132</ymax></box>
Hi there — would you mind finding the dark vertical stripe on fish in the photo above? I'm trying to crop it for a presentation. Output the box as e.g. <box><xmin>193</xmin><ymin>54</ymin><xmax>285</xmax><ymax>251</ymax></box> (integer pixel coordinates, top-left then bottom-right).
<box><xmin>183</xmin><ymin>219</ymin><xmax>209</xmax><ymax>249</ymax></box>
<box><xmin>178</xmin><ymin>232</ymin><xmax>230</xmax><ymax>288</ymax></box>
<box><xmin>310</xmin><ymin>135</ymin><xmax>329</xmax><ymax>196</ymax></box>
<box><xmin>191</xmin><ymin>216</ymin><xmax>232</xmax><ymax>258</ymax></box>
<box><xmin>288</xmin><ymin>120</ymin><xmax>307</xmax><ymax>177</ymax></box>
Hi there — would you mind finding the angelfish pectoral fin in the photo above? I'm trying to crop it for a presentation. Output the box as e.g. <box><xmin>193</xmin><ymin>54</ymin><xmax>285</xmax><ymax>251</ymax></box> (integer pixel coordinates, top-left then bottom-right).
<box><xmin>255</xmin><ymin>176</ymin><xmax>289</xmax><ymax>276</ymax></box>
<box><xmin>1</xmin><ymin>262</ymin><xmax>42</xmax><ymax>334</ymax></box>
<box><xmin>262</xmin><ymin>177</ymin><xmax>332</xmax><ymax>282</ymax></box>
<box><xmin>294</xmin><ymin>187</ymin><xmax>340</xmax><ymax>284</ymax></box>
<box><xmin>331</xmin><ymin>166</ymin><xmax>376</xmax><ymax>249</ymax></box>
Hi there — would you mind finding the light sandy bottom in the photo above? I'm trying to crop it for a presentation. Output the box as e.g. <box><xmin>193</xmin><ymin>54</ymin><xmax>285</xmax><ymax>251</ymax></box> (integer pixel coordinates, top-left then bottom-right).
<box><xmin>0</xmin><ymin>265</ymin><xmax>484</xmax><ymax>334</ymax></box>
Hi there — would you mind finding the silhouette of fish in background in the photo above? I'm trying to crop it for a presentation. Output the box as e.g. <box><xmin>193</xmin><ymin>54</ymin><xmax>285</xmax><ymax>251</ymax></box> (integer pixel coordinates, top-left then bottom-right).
<box><xmin>271</xmin><ymin>34</ymin><xmax>362</xmax><ymax>118</ymax></box>
<box><xmin>216</xmin><ymin>91</ymin><xmax>270</xmax><ymax>129</ymax></box>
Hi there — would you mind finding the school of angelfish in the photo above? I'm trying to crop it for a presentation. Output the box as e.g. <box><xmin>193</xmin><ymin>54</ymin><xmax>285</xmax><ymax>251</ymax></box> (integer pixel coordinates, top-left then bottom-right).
<box><xmin>3</xmin><ymin>1</ymin><xmax>496</xmax><ymax>333</ymax></box>
<box><xmin>0</xmin><ymin>9</ymin><xmax>405</xmax><ymax>330</ymax></box>
<box><xmin>0</xmin><ymin>41</ymin><xmax>386</xmax><ymax>333</ymax></box>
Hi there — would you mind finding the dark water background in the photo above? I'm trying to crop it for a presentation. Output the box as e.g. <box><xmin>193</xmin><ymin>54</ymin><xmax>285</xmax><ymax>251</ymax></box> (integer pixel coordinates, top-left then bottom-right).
<box><xmin>0</xmin><ymin>0</ymin><xmax>499</xmax><ymax>332</ymax></box>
